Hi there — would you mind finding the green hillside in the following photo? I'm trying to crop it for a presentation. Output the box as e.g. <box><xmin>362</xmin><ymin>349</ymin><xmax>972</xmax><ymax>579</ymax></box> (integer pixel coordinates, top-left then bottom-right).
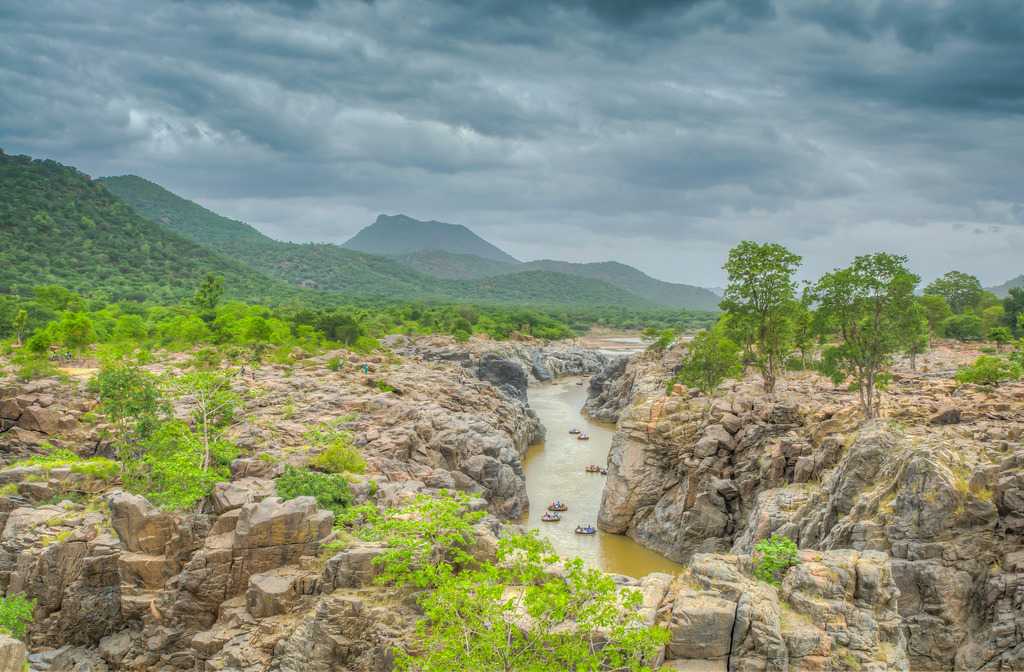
<box><xmin>394</xmin><ymin>249</ymin><xmax>519</xmax><ymax>280</ymax></box>
<box><xmin>520</xmin><ymin>260</ymin><xmax>721</xmax><ymax>311</ymax></box>
<box><xmin>98</xmin><ymin>174</ymin><xmax>659</xmax><ymax>308</ymax></box>
<box><xmin>344</xmin><ymin>214</ymin><xmax>519</xmax><ymax>263</ymax></box>
<box><xmin>0</xmin><ymin>151</ymin><xmax>289</xmax><ymax>303</ymax></box>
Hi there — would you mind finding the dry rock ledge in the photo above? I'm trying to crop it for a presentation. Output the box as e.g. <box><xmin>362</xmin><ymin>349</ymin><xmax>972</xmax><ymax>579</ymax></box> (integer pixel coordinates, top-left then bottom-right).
<box><xmin>0</xmin><ymin>336</ymin><xmax>1017</xmax><ymax>670</ymax></box>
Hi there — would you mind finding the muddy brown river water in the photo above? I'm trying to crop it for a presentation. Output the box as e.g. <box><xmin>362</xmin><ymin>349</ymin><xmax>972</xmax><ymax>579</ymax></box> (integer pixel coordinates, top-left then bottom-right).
<box><xmin>521</xmin><ymin>378</ymin><xmax>682</xmax><ymax>577</ymax></box>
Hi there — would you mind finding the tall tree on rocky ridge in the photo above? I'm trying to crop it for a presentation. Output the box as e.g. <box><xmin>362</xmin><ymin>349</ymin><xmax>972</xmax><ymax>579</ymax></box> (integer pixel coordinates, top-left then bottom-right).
<box><xmin>814</xmin><ymin>253</ymin><xmax>919</xmax><ymax>419</ymax></box>
<box><xmin>924</xmin><ymin>270</ymin><xmax>983</xmax><ymax>314</ymax></box>
<box><xmin>671</xmin><ymin>323</ymin><xmax>742</xmax><ymax>399</ymax></box>
<box><xmin>720</xmin><ymin>241</ymin><xmax>801</xmax><ymax>393</ymax></box>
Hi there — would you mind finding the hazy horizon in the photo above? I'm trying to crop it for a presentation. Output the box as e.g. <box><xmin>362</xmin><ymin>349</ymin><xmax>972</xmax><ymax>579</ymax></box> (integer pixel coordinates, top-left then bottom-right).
<box><xmin>2</xmin><ymin>0</ymin><xmax>1021</xmax><ymax>287</ymax></box>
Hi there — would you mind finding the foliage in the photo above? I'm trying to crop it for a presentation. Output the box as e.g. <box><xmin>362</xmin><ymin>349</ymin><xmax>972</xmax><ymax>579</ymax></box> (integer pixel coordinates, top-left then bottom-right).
<box><xmin>139</xmin><ymin>420</ymin><xmax>235</xmax><ymax>510</ymax></box>
<box><xmin>307</xmin><ymin>421</ymin><xmax>366</xmax><ymax>475</ymax></box>
<box><xmin>168</xmin><ymin>371</ymin><xmax>239</xmax><ymax>470</ymax></box>
<box><xmin>954</xmin><ymin>355</ymin><xmax>1022</xmax><ymax>388</ymax></box>
<box><xmin>989</xmin><ymin>326</ymin><xmax>1013</xmax><ymax>349</ymax></box>
<box><xmin>647</xmin><ymin>328</ymin><xmax>675</xmax><ymax>352</ymax></box>
<box><xmin>924</xmin><ymin>270</ymin><xmax>984</xmax><ymax>314</ymax></box>
<box><xmin>338</xmin><ymin>491</ymin><xmax>484</xmax><ymax>588</ymax></box>
<box><xmin>720</xmin><ymin>241</ymin><xmax>801</xmax><ymax>393</ymax></box>
<box><xmin>1003</xmin><ymin>287</ymin><xmax>1024</xmax><ymax>336</ymax></box>
<box><xmin>669</xmin><ymin>324</ymin><xmax>742</xmax><ymax>397</ymax></box>
<box><xmin>813</xmin><ymin>253</ymin><xmax>919</xmax><ymax>419</ymax></box>
<box><xmin>917</xmin><ymin>294</ymin><xmax>952</xmax><ymax>333</ymax></box>
<box><xmin>941</xmin><ymin>313</ymin><xmax>984</xmax><ymax>341</ymax></box>
<box><xmin>900</xmin><ymin>301</ymin><xmax>930</xmax><ymax>371</ymax></box>
<box><xmin>94</xmin><ymin>364</ymin><xmax>164</xmax><ymax>456</ymax></box>
<box><xmin>0</xmin><ymin>594</ymin><xmax>35</xmax><ymax>640</ymax></box>
<box><xmin>753</xmin><ymin>534</ymin><xmax>800</xmax><ymax>586</ymax></box>
<box><xmin>275</xmin><ymin>465</ymin><xmax>352</xmax><ymax>516</ymax></box>
<box><xmin>192</xmin><ymin>272</ymin><xmax>224</xmax><ymax>317</ymax></box>
<box><xmin>397</xmin><ymin>533</ymin><xmax>669</xmax><ymax>672</ymax></box>
<box><xmin>9</xmin><ymin>446</ymin><xmax>120</xmax><ymax>482</ymax></box>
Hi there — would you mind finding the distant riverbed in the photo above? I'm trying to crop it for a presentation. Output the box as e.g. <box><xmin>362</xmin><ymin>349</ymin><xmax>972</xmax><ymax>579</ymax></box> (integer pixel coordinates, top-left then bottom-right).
<box><xmin>521</xmin><ymin>378</ymin><xmax>681</xmax><ymax>577</ymax></box>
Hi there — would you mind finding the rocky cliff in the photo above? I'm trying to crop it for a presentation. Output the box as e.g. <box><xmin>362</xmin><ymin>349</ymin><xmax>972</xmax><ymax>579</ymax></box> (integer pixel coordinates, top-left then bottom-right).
<box><xmin>594</xmin><ymin>341</ymin><xmax>1024</xmax><ymax>670</ymax></box>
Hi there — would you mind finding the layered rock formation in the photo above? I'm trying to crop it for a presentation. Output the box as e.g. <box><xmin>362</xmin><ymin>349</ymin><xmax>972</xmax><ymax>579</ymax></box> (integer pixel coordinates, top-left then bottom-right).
<box><xmin>595</xmin><ymin>340</ymin><xmax>1024</xmax><ymax>670</ymax></box>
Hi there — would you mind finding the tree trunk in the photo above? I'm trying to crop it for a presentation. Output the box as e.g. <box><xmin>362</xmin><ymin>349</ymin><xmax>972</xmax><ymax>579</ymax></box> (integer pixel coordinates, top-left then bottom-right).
<box><xmin>910</xmin><ymin>352</ymin><xmax>917</xmax><ymax>371</ymax></box>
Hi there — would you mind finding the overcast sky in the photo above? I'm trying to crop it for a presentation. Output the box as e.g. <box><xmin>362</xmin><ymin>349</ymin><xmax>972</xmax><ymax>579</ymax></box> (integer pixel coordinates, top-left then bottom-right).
<box><xmin>2</xmin><ymin>0</ymin><xmax>1022</xmax><ymax>286</ymax></box>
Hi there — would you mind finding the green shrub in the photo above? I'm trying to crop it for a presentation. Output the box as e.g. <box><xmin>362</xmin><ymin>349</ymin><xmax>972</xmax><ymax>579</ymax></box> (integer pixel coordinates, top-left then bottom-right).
<box><xmin>954</xmin><ymin>355</ymin><xmax>1022</xmax><ymax>387</ymax></box>
<box><xmin>311</xmin><ymin>435</ymin><xmax>366</xmax><ymax>475</ymax></box>
<box><xmin>0</xmin><ymin>594</ymin><xmax>35</xmax><ymax>639</ymax></box>
<box><xmin>15</xmin><ymin>356</ymin><xmax>59</xmax><ymax>382</ymax></box>
<box><xmin>941</xmin><ymin>313</ymin><xmax>984</xmax><ymax>341</ymax></box>
<box><xmin>276</xmin><ymin>466</ymin><xmax>351</xmax><ymax>515</ymax></box>
<box><xmin>135</xmin><ymin>421</ymin><xmax>231</xmax><ymax>510</ymax></box>
<box><xmin>326</xmin><ymin>356</ymin><xmax>342</xmax><ymax>372</ymax></box>
<box><xmin>753</xmin><ymin>534</ymin><xmax>800</xmax><ymax>586</ymax></box>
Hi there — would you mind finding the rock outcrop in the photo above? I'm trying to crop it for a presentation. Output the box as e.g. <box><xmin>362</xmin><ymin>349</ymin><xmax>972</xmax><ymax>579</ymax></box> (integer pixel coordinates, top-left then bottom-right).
<box><xmin>594</xmin><ymin>340</ymin><xmax>1024</xmax><ymax>670</ymax></box>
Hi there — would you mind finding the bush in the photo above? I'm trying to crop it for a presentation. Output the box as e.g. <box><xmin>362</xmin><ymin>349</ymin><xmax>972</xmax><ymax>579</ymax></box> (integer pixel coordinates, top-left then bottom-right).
<box><xmin>311</xmin><ymin>435</ymin><xmax>366</xmax><ymax>475</ymax></box>
<box><xmin>15</xmin><ymin>356</ymin><xmax>59</xmax><ymax>382</ymax></box>
<box><xmin>136</xmin><ymin>421</ymin><xmax>231</xmax><ymax>510</ymax></box>
<box><xmin>276</xmin><ymin>465</ymin><xmax>351</xmax><ymax>515</ymax></box>
<box><xmin>954</xmin><ymin>355</ymin><xmax>1022</xmax><ymax>387</ymax></box>
<box><xmin>753</xmin><ymin>534</ymin><xmax>800</xmax><ymax>586</ymax></box>
<box><xmin>941</xmin><ymin>313</ymin><xmax>984</xmax><ymax>341</ymax></box>
<box><xmin>0</xmin><ymin>594</ymin><xmax>35</xmax><ymax>639</ymax></box>
<box><xmin>326</xmin><ymin>356</ymin><xmax>342</xmax><ymax>372</ymax></box>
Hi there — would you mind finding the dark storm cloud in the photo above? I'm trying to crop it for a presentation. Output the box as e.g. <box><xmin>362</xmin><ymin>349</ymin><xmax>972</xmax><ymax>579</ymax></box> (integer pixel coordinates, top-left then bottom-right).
<box><xmin>1</xmin><ymin>0</ymin><xmax>1022</xmax><ymax>284</ymax></box>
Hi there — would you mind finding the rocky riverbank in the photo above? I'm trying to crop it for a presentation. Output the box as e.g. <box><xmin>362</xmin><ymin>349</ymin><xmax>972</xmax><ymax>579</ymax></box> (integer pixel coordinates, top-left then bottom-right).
<box><xmin>593</xmin><ymin>339</ymin><xmax>1024</xmax><ymax>670</ymax></box>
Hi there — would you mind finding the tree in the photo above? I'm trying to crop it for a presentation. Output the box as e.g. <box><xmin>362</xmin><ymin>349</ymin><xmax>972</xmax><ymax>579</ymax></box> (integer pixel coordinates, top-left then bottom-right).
<box><xmin>12</xmin><ymin>309</ymin><xmax>28</xmax><ymax>346</ymax></box>
<box><xmin>989</xmin><ymin>326</ymin><xmax>1013</xmax><ymax>351</ymax></box>
<box><xmin>192</xmin><ymin>273</ymin><xmax>224</xmax><ymax>317</ymax></box>
<box><xmin>170</xmin><ymin>371</ymin><xmax>240</xmax><ymax>470</ymax></box>
<box><xmin>720</xmin><ymin>241</ymin><xmax>802</xmax><ymax>393</ymax></box>
<box><xmin>941</xmin><ymin>313</ymin><xmax>984</xmax><ymax>341</ymax></box>
<box><xmin>1004</xmin><ymin>287</ymin><xmax>1024</xmax><ymax>336</ymax></box>
<box><xmin>982</xmin><ymin>305</ymin><xmax>1006</xmax><ymax>333</ymax></box>
<box><xmin>901</xmin><ymin>302</ymin><xmax>930</xmax><ymax>371</ymax></box>
<box><xmin>924</xmin><ymin>271</ymin><xmax>983</xmax><ymax>314</ymax></box>
<box><xmin>671</xmin><ymin>324</ymin><xmax>742</xmax><ymax>398</ymax></box>
<box><xmin>94</xmin><ymin>364</ymin><xmax>165</xmax><ymax>456</ymax></box>
<box><xmin>917</xmin><ymin>294</ymin><xmax>952</xmax><ymax>333</ymax></box>
<box><xmin>791</xmin><ymin>289</ymin><xmax>816</xmax><ymax>368</ymax></box>
<box><xmin>57</xmin><ymin>312</ymin><xmax>97</xmax><ymax>354</ymax></box>
<box><xmin>814</xmin><ymin>253</ymin><xmax>919</xmax><ymax>419</ymax></box>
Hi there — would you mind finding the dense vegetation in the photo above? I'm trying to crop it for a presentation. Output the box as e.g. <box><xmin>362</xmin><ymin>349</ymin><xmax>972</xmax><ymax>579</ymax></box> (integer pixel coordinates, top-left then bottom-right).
<box><xmin>670</xmin><ymin>242</ymin><xmax>1024</xmax><ymax>419</ymax></box>
<box><xmin>99</xmin><ymin>174</ymin><xmax>721</xmax><ymax>310</ymax></box>
<box><xmin>0</xmin><ymin>151</ymin><xmax>296</xmax><ymax>304</ymax></box>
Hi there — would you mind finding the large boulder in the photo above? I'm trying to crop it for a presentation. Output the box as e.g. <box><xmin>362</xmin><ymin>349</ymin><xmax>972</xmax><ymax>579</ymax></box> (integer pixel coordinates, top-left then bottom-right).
<box><xmin>0</xmin><ymin>635</ymin><xmax>26</xmax><ymax>672</ymax></box>
<box><xmin>108</xmin><ymin>492</ymin><xmax>176</xmax><ymax>555</ymax></box>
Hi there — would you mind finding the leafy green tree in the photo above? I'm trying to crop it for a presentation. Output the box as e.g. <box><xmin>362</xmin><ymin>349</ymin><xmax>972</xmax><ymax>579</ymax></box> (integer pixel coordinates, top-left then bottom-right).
<box><xmin>142</xmin><ymin>420</ymin><xmax>235</xmax><ymax>509</ymax></box>
<box><xmin>753</xmin><ymin>534</ymin><xmax>800</xmax><ymax>586</ymax></box>
<box><xmin>1003</xmin><ymin>288</ymin><xmax>1024</xmax><ymax>336</ymax></box>
<box><xmin>941</xmin><ymin>313</ymin><xmax>984</xmax><ymax>341</ymax></box>
<box><xmin>12</xmin><ymin>309</ymin><xmax>28</xmax><ymax>346</ymax></box>
<box><xmin>917</xmin><ymin>294</ymin><xmax>952</xmax><ymax>333</ymax></box>
<box><xmin>671</xmin><ymin>324</ymin><xmax>742</xmax><ymax>397</ymax></box>
<box><xmin>307</xmin><ymin>421</ymin><xmax>366</xmax><ymax>475</ymax></box>
<box><xmin>790</xmin><ymin>292</ymin><xmax>816</xmax><ymax>368</ymax></box>
<box><xmin>814</xmin><ymin>253</ymin><xmax>919</xmax><ymax>419</ymax></box>
<box><xmin>170</xmin><ymin>371</ymin><xmax>239</xmax><ymax>470</ymax></box>
<box><xmin>900</xmin><ymin>302</ymin><xmax>930</xmax><ymax>371</ymax></box>
<box><xmin>192</xmin><ymin>273</ymin><xmax>224</xmax><ymax>317</ymax></box>
<box><xmin>981</xmin><ymin>305</ymin><xmax>1006</xmax><ymax>334</ymax></box>
<box><xmin>989</xmin><ymin>326</ymin><xmax>1013</xmax><ymax>351</ymax></box>
<box><xmin>94</xmin><ymin>364</ymin><xmax>165</xmax><ymax>456</ymax></box>
<box><xmin>954</xmin><ymin>355</ymin><xmax>1022</xmax><ymax>388</ymax></box>
<box><xmin>56</xmin><ymin>311</ymin><xmax>97</xmax><ymax>353</ymax></box>
<box><xmin>924</xmin><ymin>271</ymin><xmax>983</xmax><ymax>314</ymax></box>
<box><xmin>720</xmin><ymin>241</ymin><xmax>801</xmax><ymax>393</ymax></box>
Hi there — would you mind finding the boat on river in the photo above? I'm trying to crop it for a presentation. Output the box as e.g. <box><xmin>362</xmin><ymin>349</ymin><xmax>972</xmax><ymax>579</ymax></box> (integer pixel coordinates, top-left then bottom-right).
<box><xmin>577</xmin><ymin>433</ymin><xmax>590</xmax><ymax>441</ymax></box>
<box><xmin>585</xmin><ymin>464</ymin><xmax>605</xmax><ymax>474</ymax></box>
<box><xmin>547</xmin><ymin>501</ymin><xmax>568</xmax><ymax>512</ymax></box>
<box><xmin>569</xmin><ymin>428</ymin><xmax>580</xmax><ymax>434</ymax></box>
<box><xmin>541</xmin><ymin>511</ymin><xmax>561</xmax><ymax>522</ymax></box>
<box><xmin>574</xmin><ymin>524</ymin><xmax>597</xmax><ymax>535</ymax></box>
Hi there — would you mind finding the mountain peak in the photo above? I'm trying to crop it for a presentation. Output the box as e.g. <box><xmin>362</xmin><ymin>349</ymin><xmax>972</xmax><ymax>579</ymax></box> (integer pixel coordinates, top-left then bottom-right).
<box><xmin>344</xmin><ymin>214</ymin><xmax>520</xmax><ymax>264</ymax></box>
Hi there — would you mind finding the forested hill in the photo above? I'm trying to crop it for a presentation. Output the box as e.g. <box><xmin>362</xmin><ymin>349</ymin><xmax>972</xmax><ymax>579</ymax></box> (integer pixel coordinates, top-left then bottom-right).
<box><xmin>520</xmin><ymin>260</ymin><xmax>721</xmax><ymax>311</ymax></box>
<box><xmin>99</xmin><ymin>173</ymin><xmax>659</xmax><ymax>308</ymax></box>
<box><xmin>344</xmin><ymin>214</ymin><xmax>520</xmax><ymax>264</ymax></box>
<box><xmin>988</xmin><ymin>275</ymin><xmax>1024</xmax><ymax>298</ymax></box>
<box><xmin>0</xmin><ymin>151</ymin><xmax>289</xmax><ymax>303</ymax></box>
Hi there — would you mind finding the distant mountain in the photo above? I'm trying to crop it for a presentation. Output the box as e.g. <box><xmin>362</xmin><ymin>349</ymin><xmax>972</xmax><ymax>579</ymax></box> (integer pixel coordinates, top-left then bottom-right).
<box><xmin>0</xmin><ymin>152</ymin><xmax>287</xmax><ymax>303</ymax></box>
<box><xmin>99</xmin><ymin>175</ymin><xmax>663</xmax><ymax>308</ymax></box>
<box><xmin>518</xmin><ymin>260</ymin><xmax>721</xmax><ymax>311</ymax></box>
<box><xmin>987</xmin><ymin>275</ymin><xmax>1024</xmax><ymax>298</ymax></box>
<box><xmin>344</xmin><ymin>214</ymin><xmax>519</xmax><ymax>264</ymax></box>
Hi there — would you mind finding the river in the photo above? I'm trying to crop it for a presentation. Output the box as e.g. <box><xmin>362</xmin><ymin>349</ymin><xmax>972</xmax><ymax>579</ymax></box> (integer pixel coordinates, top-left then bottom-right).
<box><xmin>521</xmin><ymin>377</ymin><xmax>682</xmax><ymax>577</ymax></box>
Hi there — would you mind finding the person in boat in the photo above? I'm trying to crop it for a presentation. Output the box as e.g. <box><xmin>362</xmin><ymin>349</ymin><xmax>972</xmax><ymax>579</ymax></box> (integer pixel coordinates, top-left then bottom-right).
<box><xmin>574</xmin><ymin>524</ymin><xmax>596</xmax><ymax>535</ymax></box>
<box><xmin>548</xmin><ymin>500</ymin><xmax>567</xmax><ymax>511</ymax></box>
<box><xmin>578</xmin><ymin>433</ymin><xmax>590</xmax><ymax>440</ymax></box>
<box><xmin>569</xmin><ymin>428</ymin><xmax>580</xmax><ymax>434</ymax></box>
<box><xmin>541</xmin><ymin>511</ymin><xmax>560</xmax><ymax>522</ymax></box>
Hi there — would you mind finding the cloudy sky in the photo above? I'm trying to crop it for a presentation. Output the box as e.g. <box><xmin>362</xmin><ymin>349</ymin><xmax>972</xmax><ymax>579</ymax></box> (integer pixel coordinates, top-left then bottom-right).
<box><xmin>2</xmin><ymin>0</ymin><xmax>1022</xmax><ymax>286</ymax></box>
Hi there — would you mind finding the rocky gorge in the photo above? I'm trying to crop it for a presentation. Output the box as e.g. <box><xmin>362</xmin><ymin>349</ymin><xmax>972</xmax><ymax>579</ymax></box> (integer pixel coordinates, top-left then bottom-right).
<box><xmin>0</xmin><ymin>335</ymin><xmax>1020</xmax><ymax>670</ymax></box>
